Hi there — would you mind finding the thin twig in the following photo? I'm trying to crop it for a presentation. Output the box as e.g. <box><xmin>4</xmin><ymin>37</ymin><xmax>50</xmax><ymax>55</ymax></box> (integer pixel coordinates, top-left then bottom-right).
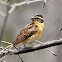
<box><xmin>0</xmin><ymin>0</ymin><xmax>9</xmax><ymax>5</ymax></box>
<box><xmin>0</xmin><ymin>0</ymin><xmax>46</xmax><ymax>15</ymax></box>
<box><xmin>0</xmin><ymin>6</ymin><xmax>9</xmax><ymax>45</ymax></box>
<box><xmin>11</xmin><ymin>0</ymin><xmax>44</xmax><ymax>7</ymax></box>
<box><xmin>0</xmin><ymin>39</ymin><xmax>62</xmax><ymax>60</ymax></box>
<box><xmin>9</xmin><ymin>0</ymin><xmax>46</xmax><ymax>14</ymax></box>
<box><xmin>56</xmin><ymin>28</ymin><xmax>62</xmax><ymax>39</ymax></box>
<box><xmin>13</xmin><ymin>39</ymin><xmax>62</xmax><ymax>54</ymax></box>
<box><xmin>15</xmin><ymin>47</ymin><xmax>24</xmax><ymax>62</ymax></box>
<box><xmin>1</xmin><ymin>41</ymin><xmax>12</xmax><ymax>45</ymax></box>
<box><xmin>0</xmin><ymin>39</ymin><xmax>62</xmax><ymax>56</ymax></box>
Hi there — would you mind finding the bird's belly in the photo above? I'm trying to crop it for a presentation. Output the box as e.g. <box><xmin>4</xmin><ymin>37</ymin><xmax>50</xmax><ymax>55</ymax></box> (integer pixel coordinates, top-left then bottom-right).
<box><xmin>23</xmin><ymin>33</ymin><xmax>41</xmax><ymax>44</ymax></box>
<box><xmin>23</xmin><ymin>27</ymin><xmax>43</xmax><ymax>44</ymax></box>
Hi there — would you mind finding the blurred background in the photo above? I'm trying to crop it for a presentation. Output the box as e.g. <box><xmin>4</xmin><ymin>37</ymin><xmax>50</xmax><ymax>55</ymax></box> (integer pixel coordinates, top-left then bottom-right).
<box><xmin>0</xmin><ymin>0</ymin><xmax>62</xmax><ymax>62</ymax></box>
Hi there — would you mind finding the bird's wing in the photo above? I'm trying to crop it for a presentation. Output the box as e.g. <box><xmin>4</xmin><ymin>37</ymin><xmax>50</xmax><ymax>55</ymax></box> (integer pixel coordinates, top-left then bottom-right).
<box><xmin>13</xmin><ymin>24</ymin><xmax>37</xmax><ymax>46</ymax></box>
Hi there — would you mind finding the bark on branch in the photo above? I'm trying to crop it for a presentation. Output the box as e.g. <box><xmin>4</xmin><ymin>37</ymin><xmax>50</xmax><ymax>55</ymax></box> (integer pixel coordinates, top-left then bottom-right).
<box><xmin>0</xmin><ymin>38</ymin><xmax>61</xmax><ymax>56</ymax></box>
<box><xmin>12</xmin><ymin>39</ymin><xmax>62</xmax><ymax>55</ymax></box>
<box><xmin>0</xmin><ymin>38</ymin><xmax>62</xmax><ymax>59</ymax></box>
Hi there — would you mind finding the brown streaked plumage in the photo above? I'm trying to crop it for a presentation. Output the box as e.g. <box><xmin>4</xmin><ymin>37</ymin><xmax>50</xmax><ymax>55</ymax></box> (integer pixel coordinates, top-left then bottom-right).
<box><xmin>13</xmin><ymin>14</ymin><xmax>44</xmax><ymax>46</ymax></box>
<box><xmin>0</xmin><ymin>14</ymin><xmax>44</xmax><ymax>60</ymax></box>
<box><xmin>13</xmin><ymin>24</ymin><xmax>37</xmax><ymax>46</ymax></box>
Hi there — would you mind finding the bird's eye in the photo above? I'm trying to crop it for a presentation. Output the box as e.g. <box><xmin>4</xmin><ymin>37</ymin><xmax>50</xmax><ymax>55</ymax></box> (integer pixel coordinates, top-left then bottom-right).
<box><xmin>32</xmin><ymin>18</ymin><xmax>39</xmax><ymax>21</ymax></box>
<box><xmin>41</xmin><ymin>20</ymin><xmax>44</xmax><ymax>23</ymax></box>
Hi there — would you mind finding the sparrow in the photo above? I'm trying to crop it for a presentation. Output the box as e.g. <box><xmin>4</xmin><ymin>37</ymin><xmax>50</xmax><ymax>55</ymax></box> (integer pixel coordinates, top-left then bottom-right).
<box><xmin>0</xmin><ymin>14</ymin><xmax>44</xmax><ymax>61</ymax></box>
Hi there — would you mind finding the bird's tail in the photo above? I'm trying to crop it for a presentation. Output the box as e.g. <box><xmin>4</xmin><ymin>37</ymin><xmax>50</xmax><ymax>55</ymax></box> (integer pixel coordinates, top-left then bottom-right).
<box><xmin>0</xmin><ymin>44</ymin><xmax>13</xmax><ymax>61</ymax></box>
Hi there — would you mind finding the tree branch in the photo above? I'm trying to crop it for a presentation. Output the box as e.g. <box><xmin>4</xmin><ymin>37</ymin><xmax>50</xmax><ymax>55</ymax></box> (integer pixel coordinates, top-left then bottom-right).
<box><xmin>12</xmin><ymin>39</ymin><xmax>62</xmax><ymax>55</ymax></box>
<box><xmin>0</xmin><ymin>0</ymin><xmax>9</xmax><ymax>5</ymax></box>
<box><xmin>0</xmin><ymin>6</ymin><xmax>9</xmax><ymax>45</ymax></box>
<box><xmin>0</xmin><ymin>38</ymin><xmax>62</xmax><ymax>58</ymax></box>
<box><xmin>0</xmin><ymin>0</ymin><xmax>46</xmax><ymax>15</ymax></box>
<box><xmin>9</xmin><ymin>0</ymin><xmax>46</xmax><ymax>14</ymax></box>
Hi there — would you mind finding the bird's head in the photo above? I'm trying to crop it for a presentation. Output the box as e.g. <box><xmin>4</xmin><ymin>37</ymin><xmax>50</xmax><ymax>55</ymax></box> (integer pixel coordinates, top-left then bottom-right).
<box><xmin>31</xmin><ymin>14</ymin><xmax>44</xmax><ymax>24</ymax></box>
